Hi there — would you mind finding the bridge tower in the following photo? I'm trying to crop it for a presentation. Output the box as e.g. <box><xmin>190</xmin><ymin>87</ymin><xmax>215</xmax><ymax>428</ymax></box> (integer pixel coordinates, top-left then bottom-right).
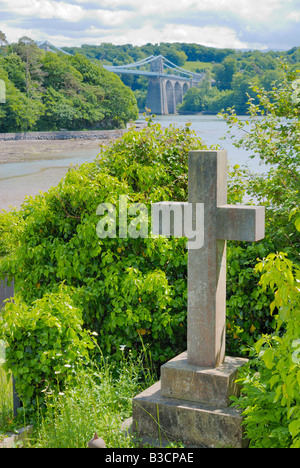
<box><xmin>146</xmin><ymin>56</ymin><xmax>193</xmax><ymax>115</ymax></box>
<box><xmin>146</xmin><ymin>57</ymin><xmax>168</xmax><ymax>115</ymax></box>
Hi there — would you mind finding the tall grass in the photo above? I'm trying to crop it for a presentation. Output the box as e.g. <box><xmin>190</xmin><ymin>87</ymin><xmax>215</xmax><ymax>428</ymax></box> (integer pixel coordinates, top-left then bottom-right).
<box><xmin>0</xmin><ymin>340</ymin><xmax>14</xmax><ymax>433</ymax></box>
<box><xmin>0</xmin><ymin>367</ymin><xmax>13</xmax><ymax>429</ymax></box>
<box><xmin>33</xmin><ymin>349</ymin><xmax>156</xmax><ymax>448</ymax></box>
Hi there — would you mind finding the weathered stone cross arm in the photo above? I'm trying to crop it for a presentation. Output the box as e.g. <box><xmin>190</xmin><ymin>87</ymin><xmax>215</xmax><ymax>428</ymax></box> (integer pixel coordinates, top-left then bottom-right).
<box><xmin>216</xmin><ymin>205</ymin><xmax>265</xmax><ymax>242</ymax></box>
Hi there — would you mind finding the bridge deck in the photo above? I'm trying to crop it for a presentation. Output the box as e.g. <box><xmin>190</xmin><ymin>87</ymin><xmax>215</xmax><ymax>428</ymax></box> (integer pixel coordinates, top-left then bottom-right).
<box><xmin>103</xmin><ymin>67</ymin><xmax>201</xmax><ymax>81</ymax></box>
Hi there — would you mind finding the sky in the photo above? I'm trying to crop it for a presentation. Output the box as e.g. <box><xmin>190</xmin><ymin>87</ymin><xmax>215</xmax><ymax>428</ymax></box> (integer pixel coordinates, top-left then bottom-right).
<box><xmin>0</xmin><ymin>0</ymin><xmax>299</xmax><ymax>51</ymax></box>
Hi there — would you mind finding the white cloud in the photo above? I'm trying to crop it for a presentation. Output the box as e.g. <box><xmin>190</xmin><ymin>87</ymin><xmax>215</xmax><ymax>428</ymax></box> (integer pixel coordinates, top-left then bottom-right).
<box><xmin>0</xmin><ymin>23</ymin><xmax>38</xmax><ymax>43</ymax></box>
<box><xmin>0</xmin><ymin>0</ymin><xmax>132</xmax><ymax>25</ymax></box>
<box><xmin>1</xmin><ymin>0</ymin><xmax>84</xmax><ymax>22</ymax></box>
<box><xmin>35</xmin><ymin>0</ymin><xmax>293</xmax><ymax>23</ymax></box>
<box><xmin>288</xmin><ymin>11</ymin><xmax>300</xmax><ymax>22</ymax></box>
<box><xmin>138</xmin><ymin>0</ymin><xmax>284</xmax><ymax>20</ymax></box>
<box><xmin>0</xmin><ymin>0</ymin><xmax>298</xmax><ymax>49</ymax></box>
<box><xmin>144</xmin><ymin>23</ymin><xmax>246</xmax><ymax>48</ymax></box>
<box><xmin>84</xmin><ymin>0</ymin><xmax>294</xmax><ymax>23</ymax></box>
<box><xmin>78</xmin><ymin>21</ymin><xmax>265</xmax><ymax>50</ymax></box>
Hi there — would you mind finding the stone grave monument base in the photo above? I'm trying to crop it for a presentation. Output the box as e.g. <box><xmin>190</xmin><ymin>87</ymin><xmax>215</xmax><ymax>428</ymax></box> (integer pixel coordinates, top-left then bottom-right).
<box><xmin>132</xmin><ymin>352</ymin><xmax>248</xmax><ymax>448</ymax></box>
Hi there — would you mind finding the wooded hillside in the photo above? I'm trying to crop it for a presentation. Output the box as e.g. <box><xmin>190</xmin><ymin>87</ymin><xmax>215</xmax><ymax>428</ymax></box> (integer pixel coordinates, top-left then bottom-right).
<box><xmin>0</xmin><ymin>34</ymin><xmax>139</xmax><ymax>133</ymax></box>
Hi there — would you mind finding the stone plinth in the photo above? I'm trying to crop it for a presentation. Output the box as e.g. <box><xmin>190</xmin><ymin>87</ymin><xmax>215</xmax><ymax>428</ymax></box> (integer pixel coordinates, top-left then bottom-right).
<box><xmin>132</xmin><ymin>380</ymin><xmax>248</xmax><ymax>448</ymax></box>
<box><xmin>161</xmin><ymin>352</ymin><xmax>247</xmax><ymax>407</ymax></box>
<box><xmin>132</xmin><ymin>352</ymin><xmax>248</xmax><ymax>448</ymax></box>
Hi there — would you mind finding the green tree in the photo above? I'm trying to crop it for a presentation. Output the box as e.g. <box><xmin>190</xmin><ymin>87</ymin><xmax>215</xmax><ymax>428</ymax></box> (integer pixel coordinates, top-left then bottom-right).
<box><xmin>0</xmin><ymin>31</ymin><xmax>8</xmax><ymax>47</ymax></box>
<box><xmin>222</xmin><ymin>63</ymin><xmax>300</xmax><ymax>356</ymax></box>
<box><xmin>12</xmin><ymin>37</ymin><xmax>45</xmax><ymax>96</ymax></box>
<box><xmin>177</xmin><ymin>87</ymin><xmax>204</xmax><ymax>113</ymax></box>
<box><xmin>260</xmin><ymin>68</ymin><xmax>285</xmax><ymax>91</ymax></box>
<box><xmin>42</xmin><ymin>52</ymin><xmax>83</xmax><ymax>93</ymax></box>
<box><xmin>0</xmin><ymin>122</ymin><xmax>206</xmax><ymax>366</ymax></box>
<box><xmin>69</xmin><ymin>54</ymin><xmax>138</xmax><ymax>127</ymax></box>
<box><xmin>214</xmin><ymin>56</ymin><xmax>237</xmax><ymax>91</ymax></box>
<box><xmin>40</xmin><ymin>87</ymin><xmax>78</xmax><ymax>130</ymax></box>
<box><xmin>230</xmin><ymin>72</ymin><xmax>258</xmax><ymax>114</ymax></box>
<box><xmin>0</xmin><ymin>67</ymin><xmax>44</xmax><ymax>132</ymax></box>
<box><xmin>0</xmin><ymin>37</ymin><xmax>139</xmax><ymax>132</ymax></box>
<box><xmin>160</xmin><ymin>46</ymin><xmax>187</xmax><ymax>67</ymax></box>
<box><xmin>3</xmin><ymin>53</ymin><xmax>27</xmax><ymax>91</ymax></box>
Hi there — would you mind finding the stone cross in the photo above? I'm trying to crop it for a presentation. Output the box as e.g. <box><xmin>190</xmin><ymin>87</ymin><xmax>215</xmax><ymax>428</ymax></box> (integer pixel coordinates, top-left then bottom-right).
<box><xmin>152</xmin><ymin>150</ymin><xmax>265</xmax><ymax>368</ymax></box>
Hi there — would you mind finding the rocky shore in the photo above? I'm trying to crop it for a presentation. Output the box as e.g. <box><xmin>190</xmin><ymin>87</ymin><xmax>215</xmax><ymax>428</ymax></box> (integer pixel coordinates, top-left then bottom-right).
<box><xmin>0</xmin><ymin>128</ymin><xmax>127</xmax><ymax>142</ymax></box>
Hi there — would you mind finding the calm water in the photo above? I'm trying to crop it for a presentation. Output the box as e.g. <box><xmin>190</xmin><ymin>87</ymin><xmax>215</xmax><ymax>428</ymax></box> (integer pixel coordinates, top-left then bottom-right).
<box><xmin>0</xmin><ymin>115</ymin><xmax>264</xmax><ymax>211</ymax></box>
<box><xmin>151</xmin><ymin>114</ymin><xmax>263</xmax><ymax>170</ymax></box>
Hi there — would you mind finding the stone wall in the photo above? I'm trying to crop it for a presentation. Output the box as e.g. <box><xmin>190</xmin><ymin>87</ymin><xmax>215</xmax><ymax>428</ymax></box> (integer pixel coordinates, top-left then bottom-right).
<box><xmin>0</xmin><ymin>129</ymin><xmax>128</xmax><ymax>141</ymax></box>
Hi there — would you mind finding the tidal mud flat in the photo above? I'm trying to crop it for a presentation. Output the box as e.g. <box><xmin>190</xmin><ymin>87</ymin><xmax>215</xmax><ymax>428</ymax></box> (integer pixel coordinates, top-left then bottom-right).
<box><xmin>0</xmin><ymin>138</ymin><xmax>104</xmax><ymax>163</ymax></box>
<box><xmin>0</xmin><ymin>125</ymin><xmax>149</xmax><ymax>211</ymax></box>
<box><xmin>0</xmin><ymin>135</ymin><xmax>121</xmax><ymax>211</ymax></box>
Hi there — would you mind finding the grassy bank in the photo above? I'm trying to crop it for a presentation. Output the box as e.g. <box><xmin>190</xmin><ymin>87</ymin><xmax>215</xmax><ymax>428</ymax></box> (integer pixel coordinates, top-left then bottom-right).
<box><xmin>0</xmin><ymin>342</ymin><xmax>13</xmax><ymax>438</ymax></box>
<box><xmin>0</xmin><ymin>348</ymin><xmax>175</xmax><ymax>448</ymax></box>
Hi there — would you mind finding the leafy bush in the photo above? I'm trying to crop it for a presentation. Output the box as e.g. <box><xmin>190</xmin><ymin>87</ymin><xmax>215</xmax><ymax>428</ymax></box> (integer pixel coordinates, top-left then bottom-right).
<box><xmin>0</xmin><ymin>287</ymin><xmax>95</xmax><ymax>412</ymax></box>
<box><xmin>232</xmin><ymin>251</ymin><xmax>300</xmax><ymax>448</ymax></box>
<box><xmin>1</xmin><ymin>68</ymin><xmax>298</xmax><ymax>417</ymax></box>
<box><xmin>0</xmin><ymin>115</ymin><xmax>293</xmax><ymax>374</ymax></box>
<box><xmin>226</xmin><ymin>241</ymin><xmax>276</xmax><ymax>355</ymax></box>
<box><xmin>222</xmin><ymin>63</ymin><xmax>300</xmax><ymax>356</ymax></box>
<box><xmin>0</xmin><ymin>122</ymin><xmax>207</xmax><ymax>368</ymax></box>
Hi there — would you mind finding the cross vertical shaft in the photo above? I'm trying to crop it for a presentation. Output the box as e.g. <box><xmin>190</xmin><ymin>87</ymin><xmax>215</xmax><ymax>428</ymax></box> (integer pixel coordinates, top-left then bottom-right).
<box><xmin>188</xmin><ymin>151</ymin><xmax>228</xmax><ymax>368</ymax></box>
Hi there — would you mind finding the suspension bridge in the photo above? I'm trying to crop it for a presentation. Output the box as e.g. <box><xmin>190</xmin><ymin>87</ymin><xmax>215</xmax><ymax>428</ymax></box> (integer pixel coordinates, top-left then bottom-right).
<box><xmin>37</xmin><ymin>41</ymin><xmax>204</xmax><ymax>115</ymax></box>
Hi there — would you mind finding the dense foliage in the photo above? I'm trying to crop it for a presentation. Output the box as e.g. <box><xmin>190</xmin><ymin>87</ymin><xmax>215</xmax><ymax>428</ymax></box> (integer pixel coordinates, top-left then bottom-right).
<box><xmin>232</xmin><ymin>253</ymin><xmax>300</xmax><ymax>448</ymax></box>
<box><xmin>223</xmin><ymin>65</ymin><xmax>300</xmax><ymax>356</ymax></box>
<box><xmin>223</xmin><ymin>66</ymin><xmax>300</xmax><ymax>448</ymax></box>
<box><xmin>34</xmin><ymin>355</ymin><xmax>155</xmax><ymax>448</ymax></box>
<box><xmin>64</xmin><ymin>42</ymin><xmax>233</xmax><ymax>66</ymax></box>
<box><xmin>0</xmin><ymin>121</ymin><xmax>209</xmax><ymax>411</ymax></box>
<box><xmin>222</xmin><ymin>64</ymin><xmax>300</xmax><ymax>255</ymax></box>
<box><xmin>0</xmin><ymin>34</ymin><xmax>138</xmax><ymax>132</ymax></box>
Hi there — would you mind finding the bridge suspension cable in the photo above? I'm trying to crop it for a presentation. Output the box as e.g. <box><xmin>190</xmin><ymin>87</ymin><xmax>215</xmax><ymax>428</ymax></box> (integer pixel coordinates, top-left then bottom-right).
<box><xmin>35</xmin><ymin>42</ymin><xmax>203</xmax><ymax>81</ymax></box>
<box><xmin>106</xmin><ymin>55</ymin><xmax>202</xmax><ymax>80</ymax></box>
<box><xmin>36</xmin><ymin>40</ymin><xmax>72</xmax><ymax>56</ymax></box>
<box><xmin>161</xmin><ymin>56</ymin><xmax>199</xmax><ymax>77</ymax></box>
<box><xmin>107</xmin><ymin>55</ymin><xmax>157</xmax><ymax>69</ymax></box>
